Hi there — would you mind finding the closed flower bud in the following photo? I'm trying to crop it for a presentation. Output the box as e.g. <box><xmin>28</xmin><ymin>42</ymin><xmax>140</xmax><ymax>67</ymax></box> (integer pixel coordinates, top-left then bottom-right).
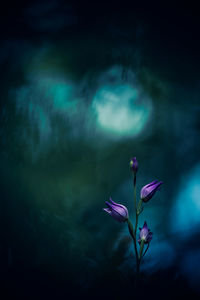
<box><xmin>138</xmin><ymin>221</ymin><xmax>153</xmax><ymax>244</ymax></box>
<box><xmin>140</xmin><ymin>180</ymin><xmax>163</xmax><ymax>202</ymax></box>
<box><xmin>103</xmin><ymin>198</ymin><xmax>129</xmax><ymax>222</ymax></box>
<box><xmin>130</xmin><ymin>157</ymin><xmax>138</xmax><ymax>174</ymax></box>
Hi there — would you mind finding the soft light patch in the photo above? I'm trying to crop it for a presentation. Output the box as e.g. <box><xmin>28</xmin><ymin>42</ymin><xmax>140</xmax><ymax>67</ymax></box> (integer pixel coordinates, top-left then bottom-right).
<box><xmin>13</xmin><ymin>74</ymin><xmax>77</xmax><ymax>147</ymax></box>
<box><xmin>170</xmin><ymin>163</ymin><xmax>200</xmax><ymax>237</ymax></box>
<box><xmin>92</xmin><ymin>84</ymin><xmax>152</xmax><ymax>138</ymax></box>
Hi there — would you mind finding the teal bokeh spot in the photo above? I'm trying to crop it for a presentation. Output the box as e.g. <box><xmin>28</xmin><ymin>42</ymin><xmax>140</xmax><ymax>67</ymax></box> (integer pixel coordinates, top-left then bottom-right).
<box><xmin>92</xmin><ymin>84</ymin><xmax>152</xmax><ymax>138</ymax></box>
<box><xmin>36</xmin><ymin>78</ymin><xmax>76</xmax><ymax>112</ymax></box>
<box><xmin>171</xmin><ymin>163</ymin><xmax>200</xmax><ymax>236</ymax></box>
<box><xmin>15</xmin><ymin>75</ymin><xmax>76</xmax><ymax>113</ymax></box>
<box><xmin>14</xmin><ymin>75</ymin><xmax>77</xmax><ymax>143</ymax></box>
<box><xmin>53</xmin><ymin>84</ymin><xmax>73</xmax><ymax>110</ymax></box>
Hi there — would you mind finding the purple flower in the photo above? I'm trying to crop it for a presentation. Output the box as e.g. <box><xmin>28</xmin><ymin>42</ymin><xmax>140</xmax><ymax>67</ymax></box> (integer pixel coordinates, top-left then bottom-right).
<box><xmin>103</xmin><ymin>198</ymin><xmax>129</xmax><ymax>222</ymax></box>
<box><xmin>138</xmin><ymin>221</ymin><xmax>153</xmax><ymax>244</ymax></box>
<box><xmin>130</xmin><ymin>157</ymin><xmax>138</xmax><ymax>174</ymax></box>
<box><xmin>140</xmin><ymin>180</ymin><xmax>163</xmax><ymax>202</ymax></box>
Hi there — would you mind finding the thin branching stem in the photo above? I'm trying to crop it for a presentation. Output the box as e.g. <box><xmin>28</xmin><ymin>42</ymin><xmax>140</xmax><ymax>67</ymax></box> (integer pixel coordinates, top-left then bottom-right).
<box><xmin>142</xmin><ymin>243</ymin><xmax>149</xmax><ymax>258</ymax></box>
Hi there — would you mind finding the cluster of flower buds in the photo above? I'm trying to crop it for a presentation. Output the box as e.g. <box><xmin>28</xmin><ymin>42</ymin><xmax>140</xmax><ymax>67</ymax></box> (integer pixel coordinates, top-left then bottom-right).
<box><xmin>103</xmin><ymin>157</ymin><xmax>163</xmax><ymax>273</ymax></box>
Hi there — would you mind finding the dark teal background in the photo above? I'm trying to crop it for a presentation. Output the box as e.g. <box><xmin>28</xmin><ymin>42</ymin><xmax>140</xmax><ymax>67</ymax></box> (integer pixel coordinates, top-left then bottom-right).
<box><xmin>0</xmin><ymin>1</ymin><xmax>200</xmax><ymax>298</ymax></box>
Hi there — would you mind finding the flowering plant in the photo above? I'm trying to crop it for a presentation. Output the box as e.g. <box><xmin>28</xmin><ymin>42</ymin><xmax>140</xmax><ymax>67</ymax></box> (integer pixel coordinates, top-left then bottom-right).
<box><xmin>103</xmin><ymin>157</ymin><xmax>163</xmax><ymax>283</ymax></box>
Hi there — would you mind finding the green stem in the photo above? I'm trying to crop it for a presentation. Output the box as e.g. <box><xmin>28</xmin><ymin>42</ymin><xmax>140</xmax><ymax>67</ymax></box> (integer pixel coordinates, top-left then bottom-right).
<box><xmin>127</xmin><ymin>219</ymin><xmax>139</xmax><ymax>272</ymax></box>
<box><xmin>133</xmin><ymin>174</ymin><xmax>140</xmax><ymax>284</ymax></box>
<box><xmin>137</xmin><ymin>198</ymin><xmax>143</xmax><ymax>215</ymax></box>
<box><xmin>127</xmin><ymin>218</ymin><xmax>135</xmax><ymax>240</ymax></box>
<box><xmin>142</xmin><ymin>243</ymin><xmax>149</xmax><ymax>258</ymax></box>
<box><xmin>133</xmin><ymin>174</ymin><xmax>137</xmax><ymax>236</ymax></box>
<box><xmin>139</xmin><ymin>240</ymin><xmax>145</xmax><ymax>260</ymax></box>
<box><xmin>129</xmin><ymin>174</ymin><xmax>145</xmax><ymax>285</ymax></box>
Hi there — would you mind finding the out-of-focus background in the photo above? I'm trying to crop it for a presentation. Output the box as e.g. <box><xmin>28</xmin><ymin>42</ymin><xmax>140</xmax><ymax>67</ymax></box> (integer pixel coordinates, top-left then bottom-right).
<box><xmin>0</xmin><ymin>1</ymin><xmax>200</xmax><ymax>298</ymax></box>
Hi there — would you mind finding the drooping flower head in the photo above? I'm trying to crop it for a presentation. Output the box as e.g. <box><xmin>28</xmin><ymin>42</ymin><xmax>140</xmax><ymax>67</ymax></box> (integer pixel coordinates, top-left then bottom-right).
<box><xmin>103</xmin><ymin>198</ymin><xmax>129</xmax><ymax>222</ymax></box>
<box><xmin>138</xmin><ymin>221</ymin><xmax>153</xmax><ymax>244</ymax></box>
<box><xmin>140</xmin><ymin>180</ymin><xmax>163</xmax><ymax>202</ymax></box>
<box><xmin>130</xmin><ymin>157</ymin><xmax>138</xmax><ymax>174</ymax></box>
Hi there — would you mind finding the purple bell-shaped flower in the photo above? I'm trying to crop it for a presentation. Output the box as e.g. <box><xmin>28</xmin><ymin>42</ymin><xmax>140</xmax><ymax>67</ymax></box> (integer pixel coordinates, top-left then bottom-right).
<box><xmin>140</xmin><ymin>180</ymin><xmax>163</xmax><ymax>202</ymax></box>
<box><xmin>138</xmin><ymin>221</ymin><xmax>153</xmax><ymax>244</ymax></box>
<box><xmin>103</xmin><ymin>198</ymin><xmax>129</xmax><ymax>222</ymax></box>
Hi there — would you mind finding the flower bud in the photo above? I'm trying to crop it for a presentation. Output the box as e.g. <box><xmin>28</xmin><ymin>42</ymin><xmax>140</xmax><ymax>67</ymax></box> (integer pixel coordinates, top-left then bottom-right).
<box><xmin>130</xmin><ymin>157</ymin><xmax>138</xmax><ymax>174</ymax></box>
<box><xmin>138</xmin><ymin>221</ymin><xmax>153</xmax><ymax>244</ymax></box>
<box><xmin>140</xmin><ymin>180</ymin><xmax>163</xmax><ymax>202</ymax></box>
<box><xmin>103</xmin><ymin>198</ymin><xmax>129</xmax><ymax>222</ymax></box>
